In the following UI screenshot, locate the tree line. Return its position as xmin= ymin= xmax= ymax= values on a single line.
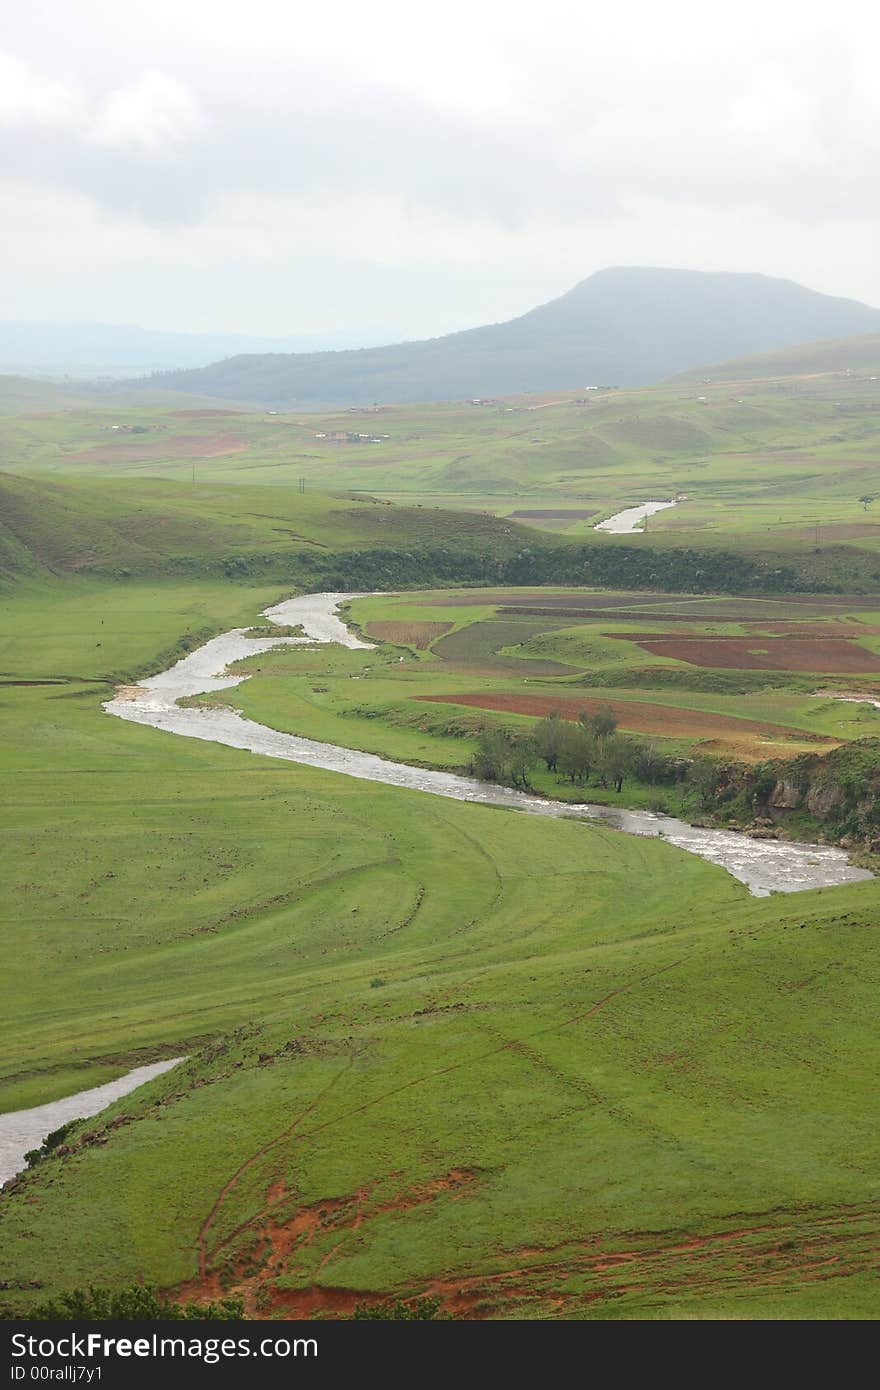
xmin=469 ymin=708 xmax=687 ymax=794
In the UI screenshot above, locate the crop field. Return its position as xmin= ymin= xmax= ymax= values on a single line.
xmin=205 ymin=589 xmax=880 ymax=803
xmin=2 ymin=571 xmax=880 ymax=1320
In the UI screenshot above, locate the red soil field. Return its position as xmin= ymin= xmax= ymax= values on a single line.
xmin=619 ymin=635 xmax=880 ymax=672
xmin=415 ymin=692 xmax=834 ymax=744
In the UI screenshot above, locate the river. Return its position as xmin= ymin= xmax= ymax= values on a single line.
xmin=105 ymin=591 xmax=870 ymax=899
xmin=2 ymin=590 xmax=870 ymax=1187
xmin=0 ymin=1060 xmax=183 ymax=1187
xmin=595 ymin=499 xmax=681 ymax=533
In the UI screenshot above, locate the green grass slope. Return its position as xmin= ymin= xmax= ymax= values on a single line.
xmin=1 ymin=575 xmax=879 ymax=1319
xmin=676 ymin=333 xmax=880 ymax=382
xmin=0 ymin=473 xmax=535 ymax=587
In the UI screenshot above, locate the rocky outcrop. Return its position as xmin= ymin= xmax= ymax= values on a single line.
xmin=805 ymin=782 xmax=845 ymax=817
xmin=770 ymin=779 xmax=804 ymax=809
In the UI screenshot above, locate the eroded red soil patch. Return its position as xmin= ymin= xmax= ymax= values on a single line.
xmin=415 ymin=692 xmax=833 ymax=744
xmin=176 ymin=1168 xmax=482 ymax=1317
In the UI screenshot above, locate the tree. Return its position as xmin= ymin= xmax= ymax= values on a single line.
xmin=532 ymin=713 xmax=566 ymax=771
xmin=471 ymin=729 xmax=510 ymax=781
xmin=687 ymin=756 xmax=723 ymax=809
xmin=597 ymin=733 xmax=632 ymax=793
xmin=558 ymin=724 xmax=595 ymax=783
xmin=633 ymin=739 xmax=672 ymax=785
xmin=859 ymin=494 xmax=878 ymax=512
xmin=581 ymin=704 xmax=617 ymax=739
xmin=471 ymin=728 xmax=535 ymax=787
xmin=508 ymin=737 xmax=535 ymax=788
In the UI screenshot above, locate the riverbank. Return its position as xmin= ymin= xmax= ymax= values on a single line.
xmin=104 ymin=592 xmax=872 ymax=897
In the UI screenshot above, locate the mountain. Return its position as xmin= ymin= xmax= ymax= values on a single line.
xmin=140 ymin=268 xmax=880 ymax=407
xmin=674 ymin=333 xmax=880 ymax=382
xmin=0 ymin=321 xmax=400 ymax=379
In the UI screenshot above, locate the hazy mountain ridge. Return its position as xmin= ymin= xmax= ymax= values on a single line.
xmin=141 ymin=267 xmax=880 ymax=406
xmin=0 ymin=321 xmax=401 ymax=377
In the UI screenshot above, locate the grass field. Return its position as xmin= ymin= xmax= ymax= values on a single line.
xmin=3 ymin=365 xmax=880 ymax=574
xmin=1 ymin=568 xmax=879 ymax=1320
xmin=2 ymin=358 xmax=880 ymax=1320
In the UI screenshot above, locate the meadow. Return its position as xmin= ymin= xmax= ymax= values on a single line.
xmin=4 ymin=363 xmax=880 ymax=577
xmin=1 ymin=566 xmax=879 ymax=1320
xmin=2 ymin=354 xmax=880 ymax=1320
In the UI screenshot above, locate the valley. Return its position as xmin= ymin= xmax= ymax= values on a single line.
xmin=2 ymin=331 xmax=880 ymax=1322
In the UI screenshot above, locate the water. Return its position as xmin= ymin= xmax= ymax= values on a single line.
xmin=105 ymin=592 xmax=871 ymax=899
xmin=0 ymin=1059 xmax=182 ymax=1187
xmin=595 ymin=499 xmax=680 ymax=533
xmin=6 ymin=592 xmax=869 ymax=1184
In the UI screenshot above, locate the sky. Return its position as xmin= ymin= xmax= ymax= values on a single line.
xmin=2 ymin=0 xmax=879 ymax=342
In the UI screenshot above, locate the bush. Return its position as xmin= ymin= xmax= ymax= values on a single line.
xmin=31 ymin=1285 xmax=244 ymax=1321
xmin=351 ymin=1295 xmax=451 ymax=1320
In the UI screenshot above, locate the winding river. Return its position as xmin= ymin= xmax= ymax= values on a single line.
xmin=106 ymin=591 xmax=870 ymax=899
xmin=2 ymin=590 xmax=872 ymax=1186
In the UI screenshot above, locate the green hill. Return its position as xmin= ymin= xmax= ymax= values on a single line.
xmin=0 ymin=473 xmax=536 ymax=587
xmin=142 ymin=268 xmax=880 ymax=407
xmin=675 ymin=333 xmax=880 ymax=383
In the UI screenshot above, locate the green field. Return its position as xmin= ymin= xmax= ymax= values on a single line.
xmin=2 ymin=359 xmax=880 ymax=1320
xmin=1 ymin=563 xmax=879 ymax=1321
xmin=4 ymin=364 xmax=880 ymax=575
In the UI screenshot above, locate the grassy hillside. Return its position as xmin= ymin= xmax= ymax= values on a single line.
xmin=675 ymin=333 xmax=880 ymax=383
xmin=140 ymin=268 xmax=880 ymax=406
xmin=1 ymin=575 xmax=879 ymax=1319
xmin=0 ymin=473 xmax=535 ymax=587
xmin=4 ymin=366 xmax=879 ymax=580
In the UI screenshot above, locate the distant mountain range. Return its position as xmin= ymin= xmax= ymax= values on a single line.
xmin=139 ymin=267 xmax=880 ymax=406
xmin=0 ymin=321 xmax=399 ymax=378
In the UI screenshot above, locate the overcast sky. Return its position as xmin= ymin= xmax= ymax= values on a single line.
xmin=2 ymin=0 xmax=879 ymax=341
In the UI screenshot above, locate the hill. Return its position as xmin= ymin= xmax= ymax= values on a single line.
xmin=675 ymin=333 xmax=880 ymax=383
xmin=143 ymin=268 xmax=880 ymax=406
xmin=0 ymin=472 xmax=538 ymax=587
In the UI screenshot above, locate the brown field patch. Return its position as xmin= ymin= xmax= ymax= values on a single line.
xmin=508 ymin=508 xmax=598 ymax=530
xmin=743 ymin=621 xmax=880 ymax=636
xmin=415 ymin=692 xmax=834 ymax=745
xmin=69 ymin=432 xmax=247 ymax=463
xmin=365 ymin=620 xmax=452 ymax=648
xmin=409 ymin=591 xmax=875 ymax=619
xmin=621 ymin=635 xmax=880 ymax=673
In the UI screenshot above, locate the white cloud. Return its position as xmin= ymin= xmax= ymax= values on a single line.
xmin=0 ymin=50 xmax=82 ymax=129
xmin=1 ymin=1 xmax=879 ymax=334
xmin=87 ymin=71 xmax=205 ymax=154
